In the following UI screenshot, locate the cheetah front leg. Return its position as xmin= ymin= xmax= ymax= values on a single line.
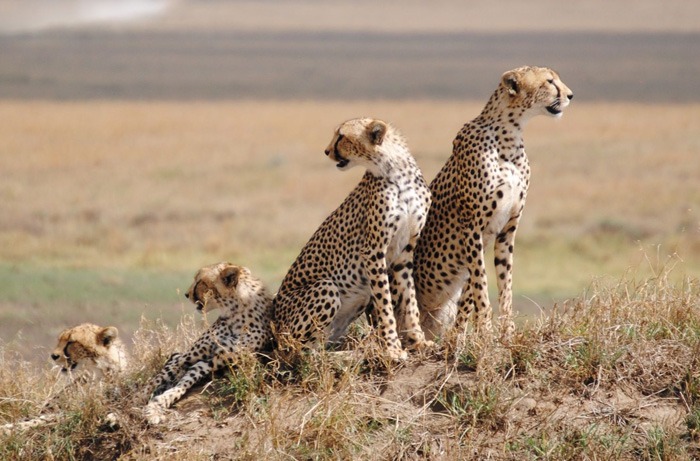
xmin=456 ymin=230 xmax=494 ymax=340
xmin=365 ymin=248 xmax=407 ymax=361
xmin=390 ymin=241 xmax=433 ymax=351
xmin=494 ymin=214 xmax=520 ymax=342
xmin=145 ymin=333 xmax=254 ymax=424
xmin=145 ymin=357 xmax=215 ymax=425
xmin=143 ymin=352 xmax=186 ymax=401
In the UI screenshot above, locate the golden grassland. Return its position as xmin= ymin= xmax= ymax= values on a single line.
xmin=1 ymin=100 xmax=697 ymax=270
xmin=0 ymin=100 xmax=698 ymax=356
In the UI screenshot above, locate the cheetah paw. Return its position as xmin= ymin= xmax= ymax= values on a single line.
xmin=387 ymin=348 xmax=408 ymax=362
xmin=499 ymin=323 xmax=516 ymax=344
xmin=144 ymin=402 xmax=167 ymax=425
xmin=103 ymin=412 xmax=120 ymax=429
xmin=415 ymin=339 xmax=435 ymax=350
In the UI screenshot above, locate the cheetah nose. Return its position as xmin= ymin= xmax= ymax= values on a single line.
xmin=567 ymin=93 xmax=574 ymax=101
xmin=184 ymin=292 xmax=190 ymax=299
xmin=51 ymin=353 xmax=60 ymax=361
xmin=325 ymin=149 xmax=331 ymax=156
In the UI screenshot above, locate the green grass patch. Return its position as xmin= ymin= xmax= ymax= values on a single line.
xmin=0 ymin=262 xmax=191 ymax=305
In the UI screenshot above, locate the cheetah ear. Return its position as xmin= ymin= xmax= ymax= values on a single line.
xmin=221 ymin=266 xmax=240 ymax=288
xmin=97 ymin=326 xmax=118 ymax=347
xmin=367 ymin=120 xmax=387 ymax=146
xmin=502 ymin=71 xmax=519 ymax=96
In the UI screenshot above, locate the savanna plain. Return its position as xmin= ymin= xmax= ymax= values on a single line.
xmin=2 ymin=1 xmax=700 ymax=458
xmin=1 ymin=100 xmax=699 ymax=459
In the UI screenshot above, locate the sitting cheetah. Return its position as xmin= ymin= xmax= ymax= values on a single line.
xmin=2 ymin=323 xmax=127 ymax=434
xmin=413 ymin=66 xmax=573 ymax=341
xmin=145 ymin=262 xmax=273 ymax=424
xmin=273 ymin=118 xmax=432 ymax=361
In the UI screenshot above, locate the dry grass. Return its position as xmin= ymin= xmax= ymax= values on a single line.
xmin=1 ymin=263 xmax=699 ymax=460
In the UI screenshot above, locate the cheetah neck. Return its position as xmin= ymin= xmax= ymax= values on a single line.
xmin=476 ymin=91 xmax=528 ymax=165
xmin=481 ymin=89 xmax=537 ymax=126
xmin=218 ymin=286 xmax=274 ymax=333
xmin=370 ymin=142 xmax=418 ymax=184
xmin=100 ymin=342 xmax=128 ymax=375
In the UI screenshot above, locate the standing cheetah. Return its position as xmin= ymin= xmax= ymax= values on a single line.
xmin=273 ymin=118 xmax=432 ymax=361
xmin=413 ymin=66 xmax=573 ymax=341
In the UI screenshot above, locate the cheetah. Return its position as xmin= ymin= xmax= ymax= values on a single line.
xmin=273 ymin=118 xmax=432 ymax=361
xmin=144 ymin=262 xmax=273 ymax=424
xmin=413 ymin=66 xmax=573 ymax=341
xmin=2 ymin=323 xmax=127 ymax=434
xmin=50 ymin=323 xmax=128 ymax=380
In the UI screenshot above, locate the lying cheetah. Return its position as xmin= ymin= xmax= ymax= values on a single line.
xmin=2 ymin=323 xmax=127 ymax=434
xmin=51 ymin=323 xmax=128 ymax=380
xmin=273 ymin=118 xmax=432 ymax=361
xmin=414 ymin=66 xmax=573 ymax=341
xmin=145 ymin=262 xmax=273 ymax=424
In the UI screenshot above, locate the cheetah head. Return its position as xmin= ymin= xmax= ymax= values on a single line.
xmin=501 ymin=66 xmax=573 ymax=120
xmin=50 ymin=323 xmax=126 ymax=378
xmin=323 ymin=118 xmax=391 ymax=171
xmin=185 ymin=262 xmax=254 ymax=314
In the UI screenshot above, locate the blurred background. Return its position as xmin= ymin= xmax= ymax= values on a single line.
xmin=1 ymin=0 xmax=698 ymax=361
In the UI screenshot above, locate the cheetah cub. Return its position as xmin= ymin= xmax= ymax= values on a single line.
xmin=144 ymin=262 xmax=273 ymax=424
xmin=2 ymin=324 xmax=127 ymax=434
xmin=51 ymin=323 xmax=128 ymax=380
xmin=273 ymin=118 xmax=432 ymax=361
xmin=414 ymin=66 xmax=573 ymax=341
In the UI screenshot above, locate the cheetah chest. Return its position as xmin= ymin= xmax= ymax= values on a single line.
xmin=483 ymin=161 xmax=527 ymax=244
xmin=385 ymin=181 xmax=426 ymax=264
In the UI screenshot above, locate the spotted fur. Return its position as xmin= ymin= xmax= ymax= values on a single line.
xmin=145 ymin=262 xmax=273 ymax=424
xmin=273 ymin=118 xmax=433 ymax=361
xmin=414 ymin=66 xmax=573 ymax=341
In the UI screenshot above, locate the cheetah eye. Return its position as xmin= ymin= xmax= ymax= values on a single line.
xmin=547 ymin=78 xmax=554 ymax=84
xmin=63 ymin=340 xmax=75 ymax=357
